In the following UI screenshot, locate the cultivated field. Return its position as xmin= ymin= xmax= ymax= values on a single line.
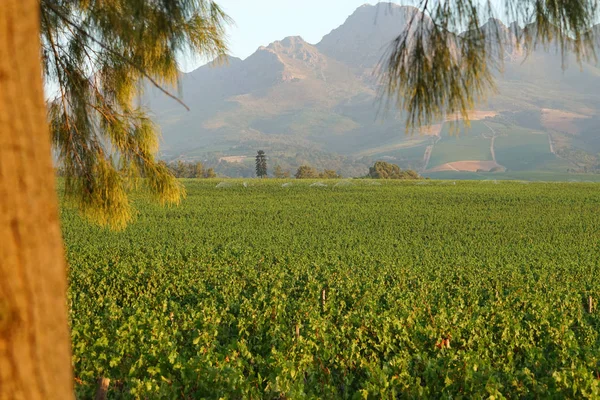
xmin=426 ymin=121 xmax=494 ymax=170
xmin=62 ymin=180 xmax=600 ymax=398
xmin=541 ymin=108 xmax=589 ymax=135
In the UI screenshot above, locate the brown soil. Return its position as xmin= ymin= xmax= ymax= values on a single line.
xmin=428 ymin=160 xmax=506 ymax=173
xmin=219 ymin=156 xmax=247 ymax=163
xmin=541 ymin=108 xmax=588 ymax=135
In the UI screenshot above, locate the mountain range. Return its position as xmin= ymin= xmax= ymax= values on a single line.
xmin=145 ymin=2 xmax=600 ymax=179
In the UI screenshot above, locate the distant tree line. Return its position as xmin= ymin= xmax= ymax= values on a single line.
xmin=273 ymin=165 xmax=291 ymax=178
xmin=191 ymin=146 xmax=389 ymax=178
xmin=160 ymin=161 xmax=216 ymax=178
xmin=57 ymin=159 xmax=421 ymax=180
xmin=294 ymin=166 xmax=343 ymax=179
xmin=58 ymin=160 xmax=217 ymax=179
xmin=139 ymin=145 xmax=426 ymax=179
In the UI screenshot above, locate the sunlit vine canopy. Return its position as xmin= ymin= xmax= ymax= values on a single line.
xmin=382 ymin=0 xmax=599 ymax=131
xmin=41 ymin=0 xmax=230 ymax=229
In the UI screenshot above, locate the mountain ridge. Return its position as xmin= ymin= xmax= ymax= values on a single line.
xmin=146 ymin=3 xmax=600 ymax=178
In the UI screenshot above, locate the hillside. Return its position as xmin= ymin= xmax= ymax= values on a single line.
xmin=146 ymin=3 xmax=600 ymax=178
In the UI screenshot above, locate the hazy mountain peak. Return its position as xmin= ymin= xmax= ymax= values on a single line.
xmin=475 ymin=18 xmax=524 ymax=61
xmin=185 ymin=55 xmax=242 ymax=74
xmin=265 ymin=36 xmax=307 ymax=50
xmin=247 ymin=35 xmax=329 ymax=84
xmin=266 ymin=36 xmax=317 ymax=56
xmin=341 ymin=2 xmax=417 ymax=26
xmin=317 ymin=3 xmax=421 ymax=68
xmin=508 ymin=21 xmax=522 ymax=35
xmin=278 ymin=36 xmax=306 ymax=46
xmin=259 ymin=35 xmax=324 ymax=73
xmin=359 ymin=2 xmax=405 ymax=10
xmin=209 ymin=55 xmax=242 ymax=67
xmin=354 ymin=2 xmax=411 ymax=13
xmin=482 ymin=18 xmax=508 ymax=32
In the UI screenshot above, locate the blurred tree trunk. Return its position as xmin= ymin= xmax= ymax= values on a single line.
xmin=0 ymin=1 xmax=73 ymax=399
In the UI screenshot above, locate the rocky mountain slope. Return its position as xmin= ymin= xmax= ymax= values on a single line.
xmin=146 ymin=3 xmax=600 ymax=178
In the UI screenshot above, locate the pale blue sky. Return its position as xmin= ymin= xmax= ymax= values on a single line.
xmin=181 ymin=0 xmax=506 ymax=72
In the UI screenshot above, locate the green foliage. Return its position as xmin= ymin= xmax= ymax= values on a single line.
xmin=273 ymin=164 xmax=290 ymax=178
xmin=256 ymin=150 xmax=268 ymax=178
xmin=368 ymin=161 xmax=421 ymax=179
xmin=295 ymin=165 xmax=344 ymax=179
xmin=294 ymin=165 xmax=319 ymax=179
xmin=204 ymin=168 xmax=216 ymax=178
xmin=41 ymin=0 xmax=230 ymax=229
xmin=62 ymin=180 xmax=600 ymax=398
xmin=175 ymin=160 xmax=188 ymax=178
xmin=194 ymin=161 xmax=205 ymax=178
xmin=383 ymin=1 xmax=598 ymax=130
xmin=319 ymin=169 xmax=342 ymax=179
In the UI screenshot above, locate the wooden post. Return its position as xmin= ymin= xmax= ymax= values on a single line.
xmin=295 ymin=324 xmax=300 ymax=339
xmin=589 ymin=296 xmax=594 ymax=314
xmin=95 ymin=377 xmax=110 ymax=400
xmin=321 ymin=289 xmax=326 ymax=310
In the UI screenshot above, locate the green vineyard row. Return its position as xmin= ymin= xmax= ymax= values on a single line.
xmin=62 ymin=180 xmax=600 ymax=398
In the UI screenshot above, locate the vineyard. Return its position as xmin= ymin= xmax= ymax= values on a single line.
xmin=61 ymin=180 xmax=600 ymax=398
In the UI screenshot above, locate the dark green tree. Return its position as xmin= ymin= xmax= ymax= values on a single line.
xmin=369 ymin=161 xmax=421 ymax=179
xmin=41 ymin=0 xmax=230 ymax=229
xmin=369 ymin=161 xmax=401 ymax=179
xmin=255 ymin=150 xmax=268 ymax=178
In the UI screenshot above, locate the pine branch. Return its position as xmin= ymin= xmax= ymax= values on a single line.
xmin=43 ymin=11 xmax=93 ymax=183
xmin=41 ymin=0 xmax=191 ymax=111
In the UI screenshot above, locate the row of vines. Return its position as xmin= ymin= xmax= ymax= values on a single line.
xmin=61 ymin=180 xmax=600 ymax=398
